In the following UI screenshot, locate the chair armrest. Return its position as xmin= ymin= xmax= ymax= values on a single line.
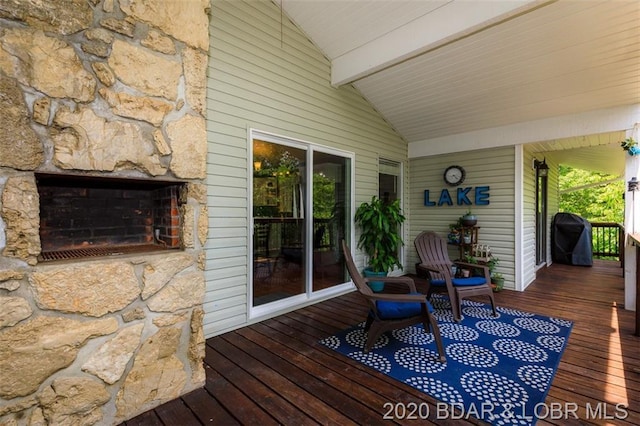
xmin=417 ymin=263 xmax=440 ymax=273
xmin=455 ymin=261 xmax=488 ymax=271
xmin=418 ymin=262 xmax=454 ymax=282
xmin=364 ymin=276 xmax=417 ymax=292
xmin=368 ymin=293 xmax=428 ymax=303
xmin=454 ymin=261 xmax=490 ymax=281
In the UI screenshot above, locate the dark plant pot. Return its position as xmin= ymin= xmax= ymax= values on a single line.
xmin=491 ymin=278 xmax=504 ymax=292
xmin=461 ymin=215 xmax=477 ymax=227
xmin=363 ymin=268 xmax=387 ymax=292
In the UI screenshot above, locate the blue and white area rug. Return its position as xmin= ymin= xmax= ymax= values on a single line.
xmin=320 ymin=295 xmax=573 ymax=426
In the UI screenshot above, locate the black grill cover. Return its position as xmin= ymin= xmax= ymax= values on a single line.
xmin=551 ymin=213 xmax=593 ymax=266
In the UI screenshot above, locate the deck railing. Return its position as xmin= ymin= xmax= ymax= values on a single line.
xmin=591 ymin=222 xmax=624 ymax=263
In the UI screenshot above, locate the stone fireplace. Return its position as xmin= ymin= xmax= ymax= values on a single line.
xmin=0 ymin=0 xmax=210 ymax=424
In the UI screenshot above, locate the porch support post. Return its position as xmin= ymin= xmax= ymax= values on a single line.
xmin=624 ymin=124 xmax=640 ymax=335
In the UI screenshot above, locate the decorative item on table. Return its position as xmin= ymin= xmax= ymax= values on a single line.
xmin=461 ymin=253 xmax=479 ymax=277
xmin=462 ymin=233 xmax=471 ymax=244
xmin=460 ymin=209 xmax=477 ymax=227
xmin=472 ymin=244 xmax=492 ymax=262
xmin=447 ymin=224 xmax=460 ymax=244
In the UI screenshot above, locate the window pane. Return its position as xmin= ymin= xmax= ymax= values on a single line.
xmin=379 ymin=159 xmax=401 ymax=203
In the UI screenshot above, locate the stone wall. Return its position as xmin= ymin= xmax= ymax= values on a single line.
xmin=0 ymin=0 xmax=210 ymax=424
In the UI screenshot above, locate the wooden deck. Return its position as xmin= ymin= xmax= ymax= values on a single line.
xmin=125 ymin=260 xmax=640 ymax=425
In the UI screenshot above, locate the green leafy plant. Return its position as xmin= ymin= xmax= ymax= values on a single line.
xmin=491 ymin=272 xmax=505 ymax=292
xmin=462 ymin=254 xmax=478 ymax=264
xmin=486 ymin=256 xmax=500 ymax=274
xmin=354 ymin=196 xmax=406 ymax=273
xmin=620 ymin=137 xmax=638 ymax=155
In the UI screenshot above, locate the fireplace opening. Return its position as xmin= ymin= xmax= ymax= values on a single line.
xmin=36 ymin=173 xmax=185 ymax=262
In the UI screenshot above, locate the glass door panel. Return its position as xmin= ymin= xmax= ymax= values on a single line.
xmin=252 ymin=140 xmax=306 ymax=306
xmin=312 ymin=152 xmax=350 ymax=291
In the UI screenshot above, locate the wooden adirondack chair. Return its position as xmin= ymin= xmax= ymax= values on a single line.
xmin=414 ymin=231 xmax=496 ymax=322
xmin=341 ymin=240 xmax=446 ymax=362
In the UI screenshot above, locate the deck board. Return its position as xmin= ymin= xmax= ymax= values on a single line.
xmin=181 ymin=387 xmax=239 ymax=425
xmin=125 ymin=260 xmax=640 ymax=425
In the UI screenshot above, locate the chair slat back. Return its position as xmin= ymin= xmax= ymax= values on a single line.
xmin=414 ymin=231 xmax=453 ymax=279
xmin=341 ymin=240 xmax=374 ymax=296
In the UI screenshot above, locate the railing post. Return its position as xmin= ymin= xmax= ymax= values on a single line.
xmin=620 ymin=225 xmax=625 ymax=271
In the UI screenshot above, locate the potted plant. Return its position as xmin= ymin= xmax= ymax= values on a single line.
xmin=621 ymin=137 xmax=639 ymax=156
xmin=447 ymin=224 xmax=460 ymax=244
xmin=461 ymin=253 xmax=478 ymax=277
xmin=460 ymin=209 xmax=477 ymax=227
xmin=354 ymin=196 xmax=406 ymax=291
xmin=491 ymin=272 xmax=505 ymax=292
xmin=486 ymin=255 xmax=500 ymax=275
xmin=486 ymin=254 xmax=503 ymax=291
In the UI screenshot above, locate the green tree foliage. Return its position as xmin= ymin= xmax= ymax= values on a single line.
xmin=559 ymin=165 xmax=624 ymax=223
xmin=559 ymin=165 xmax=624 ymax=260
xmin=313 ymin=173 xmax=335 ymax=219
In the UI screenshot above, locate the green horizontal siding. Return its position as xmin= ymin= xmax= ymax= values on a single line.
xmin=205 ymin=0 xmax=407 ymax=337
xmin=409 ymin=146 xmax=516 ymax=289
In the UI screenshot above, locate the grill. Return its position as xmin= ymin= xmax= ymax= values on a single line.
xmin=39 ymin=244 xmax=168 ymax=262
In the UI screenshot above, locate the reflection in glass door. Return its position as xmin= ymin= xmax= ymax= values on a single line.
xmin=253 ymin=140 xmax=306 ymax=306
xmin=252 ymin=137 xmax=351 ymax=308
xmin=312 ymin=151 xmax=350 ymax=291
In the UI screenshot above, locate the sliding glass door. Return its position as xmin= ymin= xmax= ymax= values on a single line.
xmin=252 ymin=140 xmax=306 ymax=306
xmin=251 ymin=135 xmax=351 ymax=309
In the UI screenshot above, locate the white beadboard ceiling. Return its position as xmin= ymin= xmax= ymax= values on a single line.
xmin=280 ymin=0 xmax=640 ymax=174
xmin=528 ymin=132 xmax=627 ymax=175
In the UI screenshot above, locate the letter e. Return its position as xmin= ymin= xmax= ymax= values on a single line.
xmin=475 ymin=186 xmax=490 ymax=205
